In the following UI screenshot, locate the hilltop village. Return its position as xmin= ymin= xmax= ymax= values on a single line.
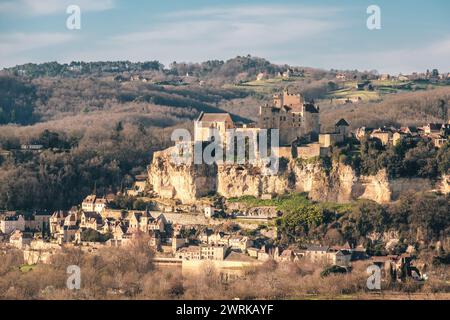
xmin=1 ymin=89 xmax=448 ymax=284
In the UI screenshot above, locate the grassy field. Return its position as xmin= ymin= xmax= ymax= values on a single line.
xmin=228 ymin=193 xmax=354 ymax=215
xmin=327 ymin=88 xmax=381 ymax=102
xmin=19 ymin=264 xmax=36 ymax=272
xmin=224 ymin=76 xmax=305 ymax=94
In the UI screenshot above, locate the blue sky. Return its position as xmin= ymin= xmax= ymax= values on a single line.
xmin=0 ymin=0 xmax=449 ymax=73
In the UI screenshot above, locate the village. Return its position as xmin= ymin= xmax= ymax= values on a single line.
xmin=1 ymin=89 xmax=445 ymax=285
xmin=0 ymin=193 xmax=425 ymax=283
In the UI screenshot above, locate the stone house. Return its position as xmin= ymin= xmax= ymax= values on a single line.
xmin=318 ymin=118 xmax=349 ymax=148
xmin=107 ymin=228 xmax=133 ymax=247
xmin=176 ymin=244 xmax=229 ymax=261
xmin=64 ymin=212 xmax=78 ymax=227
xmin=58 ymin=225 xmax=79 ymax=244
xmin=319 ymin=133 xmax=344 ymax=148
xmin=176 ymin=245 xmax=201 ymax=260
xmin=171 ymin=236 xmax=186 ymax=253
xmin=433 ymin=135 xmax=448 ymax=148
xmin=9 ymin=230 xmax=33 ymax=249
xmin=305 ymin=245 xmax=352 ymax=267
xmin=148 ymin=214 xmax=166 ymax=233
xmin=0 ymin=214 xmax=25 ymax=234
xmin=277 ymin=249 xmax=295 ymax=262
xmin=81 ymin=195 xmax=96 ymax=211
xmin=256 ymin=245 xmax=278 ymax=261
xmin=25 ymin=212 xmax=51 ymax=232
xmin=81 ymin=195 xmax=109 ymax=214
xmin=355 ymin=126 xmax=374 ymax=141
xmin=112 ymin=222 xmax=128 ymax=240
xmin=101 ymin=218 xmax=115 ymax=234
xmin=126 ymin=180 xmax=147 ymax=197
xmin=228 ymin=236 xmax=253 ymax=252
xmin=305 ymin=245 xmax=331 ymax=264
xmin=200 ymin=232 xmax=251 ymax=252
xmin=49 ymin=211 xmax=69 ymax=235
xmin=204 ymin=206 xmax=216 ymax=218
xmin=256 ymin=72 xmax=268 ymax=81
xmin=194 ymin=112 xmax=234 ymax=145
xmin=423 ymin=123 xmax=443 ymax=135
xmin=128 ymin=211 xmax=167 ymax=233
xmin=247 ymin=247 xmax=259 ymax=258
xmin=370 ymin=128 xmax=394 ymax=146
xmin=128 ymin=212 xmax=142 ymax=231
xmin=80 ymin=211 xmax=103 ymax=230
xmin=50 ymin=211 xmax=65 ymax=235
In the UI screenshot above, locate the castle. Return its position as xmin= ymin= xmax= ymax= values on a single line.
xmin=194 ymin=89 xmax=320 ymax=147
xmin=259 ymin=89 xmax=320 ymax=145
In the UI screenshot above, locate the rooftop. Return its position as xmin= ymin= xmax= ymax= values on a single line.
xmin=197 ymin=112 xmax=232 ymax=123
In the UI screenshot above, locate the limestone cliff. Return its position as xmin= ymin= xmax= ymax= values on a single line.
xmin=147 ymin=147 xmax=448 ymax=204
xmin=147 ymin=147 xmax=218 ymax=203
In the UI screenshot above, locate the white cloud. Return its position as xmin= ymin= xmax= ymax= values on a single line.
xmin=165 ymin=5 xmax=342 ymax=19
xmin=0 ymin=32 xmax=75 ymax=68
xmin=80 ymin=4 xmax=342 ymax=65
xmin=0 ymin=0 xmax=115 ymax=15
xmin=312 ymin=37 xmax=450 ymax=74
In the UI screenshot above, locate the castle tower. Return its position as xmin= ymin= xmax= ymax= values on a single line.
xmin=259 ymin=90 xmax=320 ymax=146
xmin=335 ymin=118 xmax=350 ymax=137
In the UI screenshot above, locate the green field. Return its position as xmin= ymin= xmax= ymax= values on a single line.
xmin=19 ymin=264 xmax=36 ymax=272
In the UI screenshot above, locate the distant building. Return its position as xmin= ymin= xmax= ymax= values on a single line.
xmin=9 ymin=230 xmax=33 ymax=249
xmin=81 ymin=195 xmax=109 ymax=214
xmin=370 ymin=128 xmax=394 ymax=146
xmin=256 ymin=72 xmax=268 ymax=81
xmin=58 ymin=225 xmax=79 ymax=244
xmin=0 ymin=215 xmax=25 ymax=234
xmin=259 ymin=89 xmax=320 ymax=145
xmin=176 ymin=244 xmax=229 ymax=261
xmin=194 ymin=113 xmax=234 ymax=144
xmin=423 ymin=123 xmax=443 ymax=135
xmin=193 ymin=89 xmax=321 ymax=148
xmin=318 ymin=119 xmax=349 ymax=148
xmin=80 ymin=211 xmax=103 ymax=230
xmin=204 ymin=206 xmax=216 ymax=218
xmin=172 ymin=236 xmax=186 ymax=253
xmin=305 ymin=245 xmax=352 ymax=267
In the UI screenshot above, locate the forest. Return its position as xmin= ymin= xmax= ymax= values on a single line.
xmin=330 ymin=136 xmax=450 ymax=179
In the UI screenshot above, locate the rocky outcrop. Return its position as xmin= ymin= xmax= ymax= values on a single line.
xmin=147 ymin=147 xmax=447 ymax=204
xmin=440 ymin=175 xmax=450 ymax=194
xmin=147 ymin=147 xmax=218 ymax=203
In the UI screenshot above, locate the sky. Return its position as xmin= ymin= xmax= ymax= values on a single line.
xmin=0 ymin=0 xmax=449 ymax=73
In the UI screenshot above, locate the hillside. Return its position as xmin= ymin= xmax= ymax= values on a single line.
xmin=0 ymin=56 xmax=449 ymax=210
